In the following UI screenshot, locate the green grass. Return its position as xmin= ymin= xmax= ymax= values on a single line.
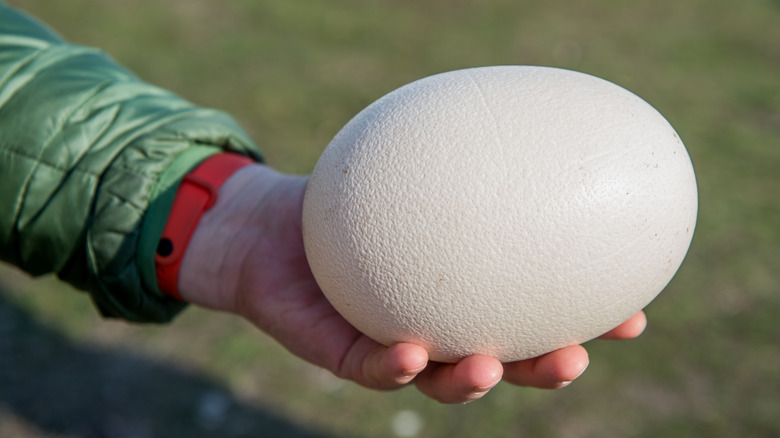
xmin=2 ymin=0 xmax=779 ymax=437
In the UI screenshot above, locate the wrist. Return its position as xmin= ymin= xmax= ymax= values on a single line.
xmin=176 ymin=164 xmax=308 ymax=313
xmin=155 ymin=153 xmax=254 ymax=300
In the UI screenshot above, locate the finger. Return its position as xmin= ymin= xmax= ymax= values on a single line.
xmin=414 ymin=355 xmax=503 ymax=404
xmin=503 ymin=345 xmax=589 ymax=389
xmin=599 ymin=311 xmax=647 ymax=340
xmin=380 ymin=342 xmax=430 ymax=385
xmin=337 ymin=337 xmax=429 ymax=390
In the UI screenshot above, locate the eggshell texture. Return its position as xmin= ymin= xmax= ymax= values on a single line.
xmin=302 ymin=66 xmax=697 ymax=363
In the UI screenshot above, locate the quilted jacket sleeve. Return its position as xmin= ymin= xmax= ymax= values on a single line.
xmin=0 ymin=3 xmax=263 ymax=322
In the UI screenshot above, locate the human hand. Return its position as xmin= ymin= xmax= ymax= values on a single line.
xmin=179 ymin=164 xmax=647 ymax=404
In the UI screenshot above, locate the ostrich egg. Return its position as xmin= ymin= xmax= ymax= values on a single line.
xmin=302 ymin=66 xmax=697 ymax=363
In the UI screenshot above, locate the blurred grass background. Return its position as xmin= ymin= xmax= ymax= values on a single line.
xmin=1 ymin=0 xmax=778 ymax=437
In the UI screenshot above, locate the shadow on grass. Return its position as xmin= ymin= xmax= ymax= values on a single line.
xmin=0 ymin=290 xmax=332 ymax=438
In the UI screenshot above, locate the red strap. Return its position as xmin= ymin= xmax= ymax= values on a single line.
xmin=155 ymin=153 xmax=254 ymax=300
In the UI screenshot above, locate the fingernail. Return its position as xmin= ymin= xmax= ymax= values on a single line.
xmin=551 ymin=360 xmax=588 ymax=389
xmin=460 ymin=379 xmax=501 ymax=404
xmin=574 ymin=361 xmax=590 ymax=380
xmin=462 ymin=392 xmax=489 ymax=404
xmin=472 ymin=377 xmax=502 ymax=394
xmin=462 ymin=387 xmax=494 ymax=404
xmin=555 ymin=363 xmax=588 ymax=389
xmin=463 ymin=379 xmax=501 ymax=405
xmin=401 ymin=365 xmax=426 ymax=378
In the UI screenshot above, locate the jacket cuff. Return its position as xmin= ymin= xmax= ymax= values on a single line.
xmin=136 ymin=145 xmax=222 ymax=298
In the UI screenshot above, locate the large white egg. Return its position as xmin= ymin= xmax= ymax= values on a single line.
xmin=302 ymin=66 xmax=697 ymax=363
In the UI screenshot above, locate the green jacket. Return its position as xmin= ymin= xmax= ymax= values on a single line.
xmin=0 ymin=4 xmax=263 ymax=322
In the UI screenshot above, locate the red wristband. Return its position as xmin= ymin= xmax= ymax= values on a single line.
xmin=155 ymin=153 xmax=254 ymax=300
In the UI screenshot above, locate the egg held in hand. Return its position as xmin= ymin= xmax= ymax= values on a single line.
xmin=302 ymin=66 xmax=698 ymax=363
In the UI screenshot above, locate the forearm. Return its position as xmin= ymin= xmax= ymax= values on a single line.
xmin=0 ymin=3 xmax=262 ymax=322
